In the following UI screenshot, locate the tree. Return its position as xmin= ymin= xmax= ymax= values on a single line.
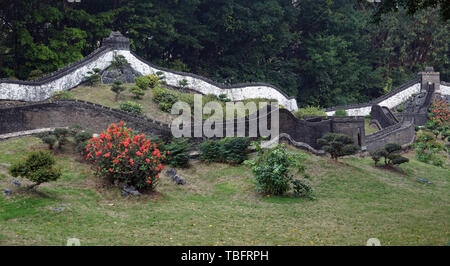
xmin=317 ymin=133 xmax=359 ymax=161
xmin=370 ymin=143 xmax=409 ymax=166
xmin=8 ymin=151 xmax=61 ymax=190
xmin=111 ymin=80 xmax=125 ymax=101
xmin=366 ymin=0 xmax=449 ymax=22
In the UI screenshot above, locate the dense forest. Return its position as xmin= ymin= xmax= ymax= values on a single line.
xmin=0 ymin=0 xmax=448 ymax=108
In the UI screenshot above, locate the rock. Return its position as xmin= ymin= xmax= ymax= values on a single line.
xmin=2 ymin=188 xmax=13 ymax=198
xmin=416 ymin=178 xmax=432 ymax=184
xmin=165 ymin=168 xmax=177 ymax=177
xmin=172 ymin=175 xmax=187 ymax=185
xmin=52 ymin=207 xmax=65 ymax=212
xmin=12 ymin=178 xmax=21 ymax=187
xmin=102 ymin=64 xmax=141 ymax=84
xmin=121 ymin=185 xmax=141 ymax=197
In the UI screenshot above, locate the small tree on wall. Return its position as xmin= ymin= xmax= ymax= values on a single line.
xmin=111 ymin=80 xmax=126 ymax=101
xmin=317 ymin=133 xmax=359 ymax=161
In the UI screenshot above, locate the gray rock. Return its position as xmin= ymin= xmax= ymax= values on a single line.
xmin=12 ymin=178 xmax=21 ymax=187
xmin=2 ymin=188 xmax=13 ymax=198
xmin=52 ymin=207 xmax=65 ymax=212
xmin=416 ymin=178 xmax=432 ymax=184
xmin=102 ymin=65 xmax=141 ymax=84
xmin=172 ymin=175 xmax=187 ymax=185
xmin=121 ymin=185 xmax=141 ymax=197
xmin=166 ymin=168 xmax=177 ymax=177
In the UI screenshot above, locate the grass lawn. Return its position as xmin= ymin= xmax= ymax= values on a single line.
xmin=365 ymin=117 xmax=379 ymax=135
xmin=0 ymin=136 xmax=448 ymax=246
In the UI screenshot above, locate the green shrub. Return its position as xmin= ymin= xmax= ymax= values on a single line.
xmin=317 ymin=133 xmax=359 ymax=161
xmin=8 ymin=151 xmax=61 ymax=189
xmin=218 ymin=94 xmax=231 ymax=102
xmin=413 ymin=132 xmax=443 ymax=165
xmin=84 ymin=68 xmax=102 ymax=86
xmin=28 ymin=69 xmax=44 ymax=80
xmin=292 ymin=179 xmax=315 ymax=200
xmin=111 ymin=54 xmax=128 ymax=70
xmin=68 ymin=124 xmax=84 ymax=137
xmin=135 ymin=76 xmax=151 ymax=90
xmin=178 ymin=78 xmax=189 ymax=88
xmin=370 ymin=143 xmax=408 ymax=166
xmin=75 ymin=131 xmax=93 ymax=154
xmin=199 ymin=140 xmax=223 ymax=163
xmin=294 ymin=106 xmax=327 ymax=119
xmin=41 ymin=135 xmax=57 ymax=150
xmin=120 ymin=101 xmax=143 ymax=116
xmin=334 ymin=109 xmax=348 ymax=116
xmin=220 ymin=137 xmax=251 ymax=164
xmin=111 ymin=80 xmax=126 ymax=101
xmin=163 ymin=138 xmax=191 ymax=168
xmin=146 ymin=74 xmax=161 ymax=89
xmin=129 ymin=85 xmax=145 ymax=99
xmin=245 ymin=144 xmax=310 ymax=197
xmin=153 ymin=87 xmax=179 ymax=112
xmin=51 ymin=91 xmax=74 ymax=100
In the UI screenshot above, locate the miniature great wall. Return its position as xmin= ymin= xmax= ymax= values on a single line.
xmin=1 ymin=32 xmax=449 ymax=153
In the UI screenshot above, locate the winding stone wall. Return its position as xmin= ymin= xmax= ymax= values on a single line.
xmin=365 ymin=121 xmax=415 ymax=151
xmin=325 ymin=79 xmax=421 ymax=116
xmin=0 ymin=32 xmax=298 ymax=111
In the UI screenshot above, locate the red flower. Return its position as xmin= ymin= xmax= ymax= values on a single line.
xmin=146 ymin=158 xmax=150 ymax=163
xmin=120 ymin=121 xmax=124 ymax=126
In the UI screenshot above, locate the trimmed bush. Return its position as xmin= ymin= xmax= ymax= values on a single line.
xmin=334 ymin=109 xmax=348 ymax=116
xmin=199 ymin=140 xmax=222 ymax=163
xmin=370 ymin=143 xmax=408 ymax=166
xmin=135 ymin=76 xmax=151 ymax=90
xmin=220 ymin=137 xmax=251 ymax=164
xmin=146 ymin=74 xmax=161 ymax=89
xmin=51 ymin=91 xmax=74 ymax=100
xmin=245 ymin=144 xmax=310 ymax=197
xmin=317 ymin=133 xmax=359 ymax=161
xmin=153 ymin=87 xmax=179 ymax=112
xmin=129 ymin=85 xmax=145 ymax=99
xmin=163 ymin=138 xmax=191 ymax=168
xmin=9 ymin=151 xmax=61 ymax=189
xmin=111 ymin=80 xmax=126 ymax=101
xmin=41 ymin=135 xmax=57 ymax=150
xmin=120 ymin=101 xmax=143 ymax=116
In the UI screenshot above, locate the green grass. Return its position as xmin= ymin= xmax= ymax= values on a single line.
xmin=365 ymin=117 xmax=379 ymax=135
xmin=0 ymin=137 xmax=448 ymax=246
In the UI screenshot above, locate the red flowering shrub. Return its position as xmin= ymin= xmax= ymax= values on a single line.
xmin=428 ymin=97 xmax=450 ymax=127
xmin=85 ymin=121 xmax=167 ymax=191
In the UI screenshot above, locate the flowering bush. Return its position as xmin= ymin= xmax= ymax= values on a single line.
xmin=428 ymin=97 xmax=450 ymax=128
xmin=84 ymin=121 xmax=167 ymax=191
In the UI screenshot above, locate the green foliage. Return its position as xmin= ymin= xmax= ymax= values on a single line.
xmin=84 ymin=68 xmax=102 ymax=86
xmin=120 ymin=101 xmax=143 ymax=116
xmin=219 ymin=137 xmax=251 ymax=165
xmin=8 ymin=151 xmax=61 ymax=188
xmin=111 ymin=54 xmax=128 ymax=70
xmin=199 ymin=137 xmax=251 ymax=165
xmin=135 ymin=76 xmax=151 ymax=90
xmin=218 ymin=94 xmax=231 ymax=102
xmin=27 ymin=69 xmax=44 ymax=80
xmin=245 ymin=144 xmax=310 ymax=197
xmin=146 ymin=74 xmax=161 ymax=89
xmin=178 ymin=79 xmax=189 ymax=88
xmin=334 ymin=110 xmax=348 ymax=116
xmin=152 ymin=87 xmax=179 ymax=112
xmin=74 ymin=130 xmax=92 ymax=154
xmin=37 ymin=128 xmax=69 ymax=150
xmin=294 ymin=106 xmax=327 ymax=119
xmin=41 ymin=135 xmax=57 ymax=150
xmin=199 ymin=140 xmax=223 ymax=163
xmin=128 ymin=86 xmax=145 ymax=99
xmin=110 ymin=80 xmax=126 ymax=101
xmin=163 ymin=138 xmax=191 ymax=168
xmin=292 ymin=179 xmax=315 ymax=200
xmin=413 ymin=131 xmax=444 ymax=166
xmin=317 ymin=133 xmax=359 ymax=161
xmin=51 ymin=91 xmax=74 ymax=100
xmin=370 ymin=143 xmax=409 ymax=166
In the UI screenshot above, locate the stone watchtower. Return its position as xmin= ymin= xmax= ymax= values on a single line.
xmin=102 ymin=31 xmax=130 ymax=50
xmin=418 ymin=66 xmax=440 ymax=95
